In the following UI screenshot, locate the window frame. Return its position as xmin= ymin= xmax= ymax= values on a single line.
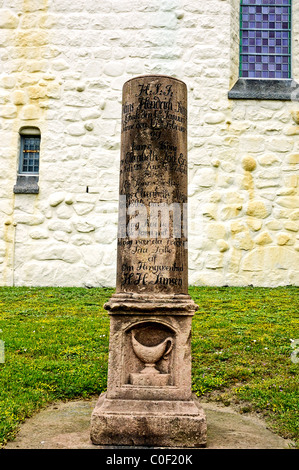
xmin=19 ymin=134 xmax=41 ymax=175
xmin=13 ymin=127 xmax=40 ymax=194
xmin=239 ymin=0 xmax=292 ymax=80
xmin=229 ymin=0 xmax=299 ymax=100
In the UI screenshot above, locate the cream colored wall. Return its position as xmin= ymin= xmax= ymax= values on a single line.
xmin=0 ymin=0 xmax=298 ymax=287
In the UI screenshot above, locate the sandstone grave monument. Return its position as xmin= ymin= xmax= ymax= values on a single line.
xmin=90 ymin=75 xmax=207 ymax=447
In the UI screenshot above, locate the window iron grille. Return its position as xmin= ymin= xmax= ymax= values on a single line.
xmin=20 ymin=136 xmax=40 ymax=174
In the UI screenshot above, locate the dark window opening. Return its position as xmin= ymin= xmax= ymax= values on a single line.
xmin=14 ymin=128 xmax=40 ymax=194
xmin=20 ymin=135 xmax=40 ymax=174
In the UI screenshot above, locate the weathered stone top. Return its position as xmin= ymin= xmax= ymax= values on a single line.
xmin=123 ymin=74 xmax=187 ymax=87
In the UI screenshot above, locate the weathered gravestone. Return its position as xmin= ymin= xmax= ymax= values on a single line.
xmin=90 ymin=75 xmax=207 ymax=447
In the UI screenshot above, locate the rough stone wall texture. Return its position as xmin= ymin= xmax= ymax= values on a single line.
xmin=0 ymin=0 xmax=298 ymax=287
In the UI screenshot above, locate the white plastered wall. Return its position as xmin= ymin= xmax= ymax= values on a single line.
xmin=0 ymin=0 xmax=298 ymax=287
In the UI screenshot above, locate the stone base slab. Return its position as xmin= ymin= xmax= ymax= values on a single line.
xmin=90 ymin=393 xmax=207 ymax=447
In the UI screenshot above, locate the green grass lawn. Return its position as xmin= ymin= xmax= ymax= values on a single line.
xmin=0 ymin=286 xmax=298 ymax=448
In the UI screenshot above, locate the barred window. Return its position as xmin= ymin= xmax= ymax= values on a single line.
xmin=20 ymin=135 xmax=40 ymax=174
xmin=239 ymin=0 xmax=292 ymax=79
xmin=14 ymin=127 xmax=40 ymax=194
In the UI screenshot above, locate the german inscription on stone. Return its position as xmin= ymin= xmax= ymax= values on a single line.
xmin=117 ymin=75 xmax=188 ymax=295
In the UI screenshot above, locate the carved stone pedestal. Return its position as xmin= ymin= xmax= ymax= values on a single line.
xmin=90 ymin=294 xmax=207 ymax=447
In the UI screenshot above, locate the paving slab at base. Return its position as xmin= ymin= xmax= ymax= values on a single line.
xmin=2 ymin=397 xmax=294 ymax=450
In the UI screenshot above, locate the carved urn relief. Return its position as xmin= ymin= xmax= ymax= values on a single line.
xmin=126 ymin=322 xmax=175 ymax=387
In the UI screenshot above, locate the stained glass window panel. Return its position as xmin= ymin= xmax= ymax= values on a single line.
xmin=240 ymin=0 xmax=291 ymax=79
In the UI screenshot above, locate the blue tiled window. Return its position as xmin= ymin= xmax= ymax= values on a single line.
xmin=240 ymin=0 xmax=292 ymax=79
